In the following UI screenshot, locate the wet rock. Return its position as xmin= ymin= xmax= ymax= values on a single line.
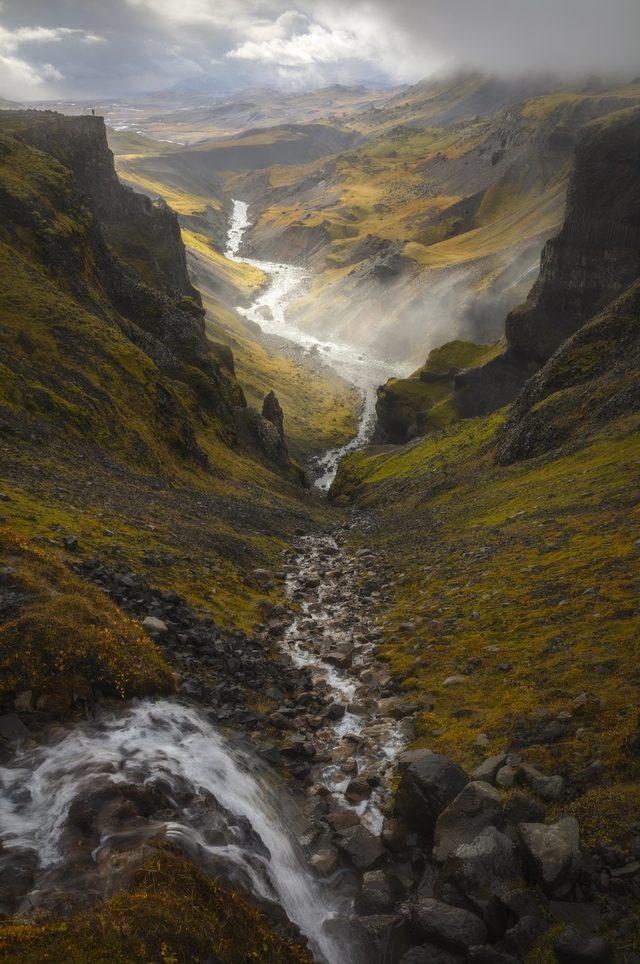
xmin=326 ymin=809 xmax=361 ymax=832
xmin=0 ymin=713 xmax=32 ymax=743
xmin=0 ymin=847 xmax=39 ymax=913
xmin=336 ymin=824 xmax=385 ymax=871
xmin=346 ymin=778 xmax=372 ymax=804
xmin=309 ymin=849 xmax=340 ymax=877
xmin=325 ymin=702 xmax=346 ymax=721
xmin=408 ymin=897 xmax=488 ymax=952
xmin=382 ymin=816 xmax=411 ymax=854
xmin=395 ymin=751 xmax=468 ymax=835
xmin=141 ymin=615 xmax=169 ymax=634
xmin=356 ymin=869 xmax=397 ymax=915
xmin=554 ymin=926 xmax=613 ymax=963
xmin=519 ymin=817 xmax=581 ymax=896
xmin=433 ymin=781 xmax=502 ymax=862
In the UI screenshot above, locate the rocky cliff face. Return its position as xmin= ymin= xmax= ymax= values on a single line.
xmin=453 ymin=107 xmax=640 ymax=418
xmin=506 ymin=107 xmax=640 ymax=364
xmin=2 ymin=110 xmax=198 ymax=302
xmin=0 ymin=110 xmax=298 ymax=477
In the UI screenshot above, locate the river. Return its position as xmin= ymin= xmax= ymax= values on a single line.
xmin=225 ymin=198 xmax=399 ymax=488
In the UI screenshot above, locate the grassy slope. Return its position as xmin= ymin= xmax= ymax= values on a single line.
xmin=332 ymin=296 xmax=640 ymax=869
xmin=376 ymin=339 xmax=504 ymax=437
xmin=0 ymin=527 xmax=174 ymax=712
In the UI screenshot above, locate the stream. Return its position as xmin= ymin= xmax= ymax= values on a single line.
xmin=0 ymin=201 xmax=409 ymax=964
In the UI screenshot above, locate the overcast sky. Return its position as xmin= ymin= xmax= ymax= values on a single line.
xmin=0 ymin=0 xmax=638 ymax=101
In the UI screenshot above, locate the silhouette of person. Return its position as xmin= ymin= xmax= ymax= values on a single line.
xmin=91 ymin=108 xmax=95 ymax=116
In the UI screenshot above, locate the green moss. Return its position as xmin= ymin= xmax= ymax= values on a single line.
xmin=332 ymin=406 xmax=640 ymax=785
xmin=0 ymin=528 xmax=174 ymax=713
xmin=0 ymin=850 xmax=312 ymax=963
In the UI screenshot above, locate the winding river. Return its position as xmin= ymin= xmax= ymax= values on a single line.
xmin=225 ymin=199 xmax=398 ymax=488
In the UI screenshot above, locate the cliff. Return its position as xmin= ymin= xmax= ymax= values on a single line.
xmin=1 ymin=110 xmax=198 ymax=302
xmin=452 ymin=107 xmax=640 ymax=418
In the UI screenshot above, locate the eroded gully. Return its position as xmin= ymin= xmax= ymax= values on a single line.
xmin=0 ymin=199 xmax=411 ymax=964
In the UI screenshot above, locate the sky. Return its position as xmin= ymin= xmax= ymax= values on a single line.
xmin=0 ymin=0 xmax=638 ymax=101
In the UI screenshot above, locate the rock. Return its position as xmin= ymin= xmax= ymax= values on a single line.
xmin=519 ymin=817 xmax=581 ymax=896
xmin=443 ymin=675 xmax=466 ymax=687
xmin=400 ymin=947 xmax=463 ymax=963
xmin=381 ymin=816 xmax=410 ymax=854
xmin=325 ymin=702 xmax=346 ymax=721
xmin=326 ymin=809 xmax=361 ymax=831
xmin=262 ymin=390 xmax=286 ymax=447
xmin=395 ymin=751 xmax=468 ymax=834
xmin=336 ymin=825 xmax=385 ymax=871
xmin=518 ymin=763 xmax=565 ymax=801
xmin=554 ymin=926 xmax=613 ymax=963
xmin=473 ymin=753 xmax=507 ymax=784
xmin=0 ymin=713 xmax=32 ymax=743
xmin=440 ymin=827 xmax=521 ymax=936
xmin=309 ymin=849 xmax=339 ymax=876
xmin=502 ymin=792 xmax=546 ymax=828
xmin=13 ymin=690 xmax=33 ymax=712
xmin=409 ymin=898 xmax=488 ymax=952
xmin=346 ymin=778 xmax=372 ymax=803
xmin=141 ymin=615 xmax=169 ymax=634
xmin=356 ymin=870 xmax=397 ymax=915
xmin=63 ymin=534 xmax=79 ymax=552
xmin=495 ymin=765 xmax=517 ymax=789
xmin=433 ymin=781 xmax=502 ymax=862
xmin=468 ymin=948 xmax=519 ymax=964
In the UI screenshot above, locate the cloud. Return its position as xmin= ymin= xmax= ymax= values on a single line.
xmin=0 ymin=0 xmax=638 ymax=100
xmin=228 ymin=23 xmax=361 ymax=66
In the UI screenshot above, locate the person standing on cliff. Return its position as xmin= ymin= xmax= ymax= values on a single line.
xmin=91 ymin=108 xmax=95 ymax=116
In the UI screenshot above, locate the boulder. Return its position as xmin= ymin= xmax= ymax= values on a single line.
xmin=518 ymin=763 xmax=565 ymax=802
xmin=554 ymin=926 xmax=613 ymax=963
xmin=0 ymin=713 xmax=32 ymax=743
xmin=440 ymin=827 xmax=522 ymax=937
xmin=408 ymin=897 xmax=487 ymax=952
xmin=336 ymin=825 xmax=385 ymax=871
xmin=395 ymin=751 xmax=468 ymax=834
xmin=473 ymin=753 xmax=507 ymax=784
xmin=356 ymin=870 xmax=397 ymax=915
xmin=518 ymin=817 xmax=581 ymax=896
xmin=433 ymin=781 xmax=502 ymax=862
xmin=141 ymin=615 xmax=169 ymax=634
xmin=467 ymin=948 xmax=519 ymax=964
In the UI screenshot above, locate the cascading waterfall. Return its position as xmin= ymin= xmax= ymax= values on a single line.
xmin=225 ymin=198 xmax=400 ymax=488
xmin=0 ymin=700 xmax=348 ymax=963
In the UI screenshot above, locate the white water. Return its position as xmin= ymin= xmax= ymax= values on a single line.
xmin=0 ymin=700 xmax=347 ymax=963
xmin=225 ymin=199 xmax=400 ymax=488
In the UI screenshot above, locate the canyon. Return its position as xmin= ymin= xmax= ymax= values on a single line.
xmin=0 ymin=74 xmax=639 ymax=964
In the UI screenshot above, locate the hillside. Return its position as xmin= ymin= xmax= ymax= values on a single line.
xmin=330 ymin=109 xmax=640 ymax=959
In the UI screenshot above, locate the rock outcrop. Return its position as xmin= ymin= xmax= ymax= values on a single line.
xmin=3 ymin=111 xmax=198 ymax=301
xmin=454 ymin=107 xmax=640 ymax=418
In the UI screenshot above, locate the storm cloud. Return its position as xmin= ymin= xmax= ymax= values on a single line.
xmin=0 ymin=0 xmax=637 ymax=100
